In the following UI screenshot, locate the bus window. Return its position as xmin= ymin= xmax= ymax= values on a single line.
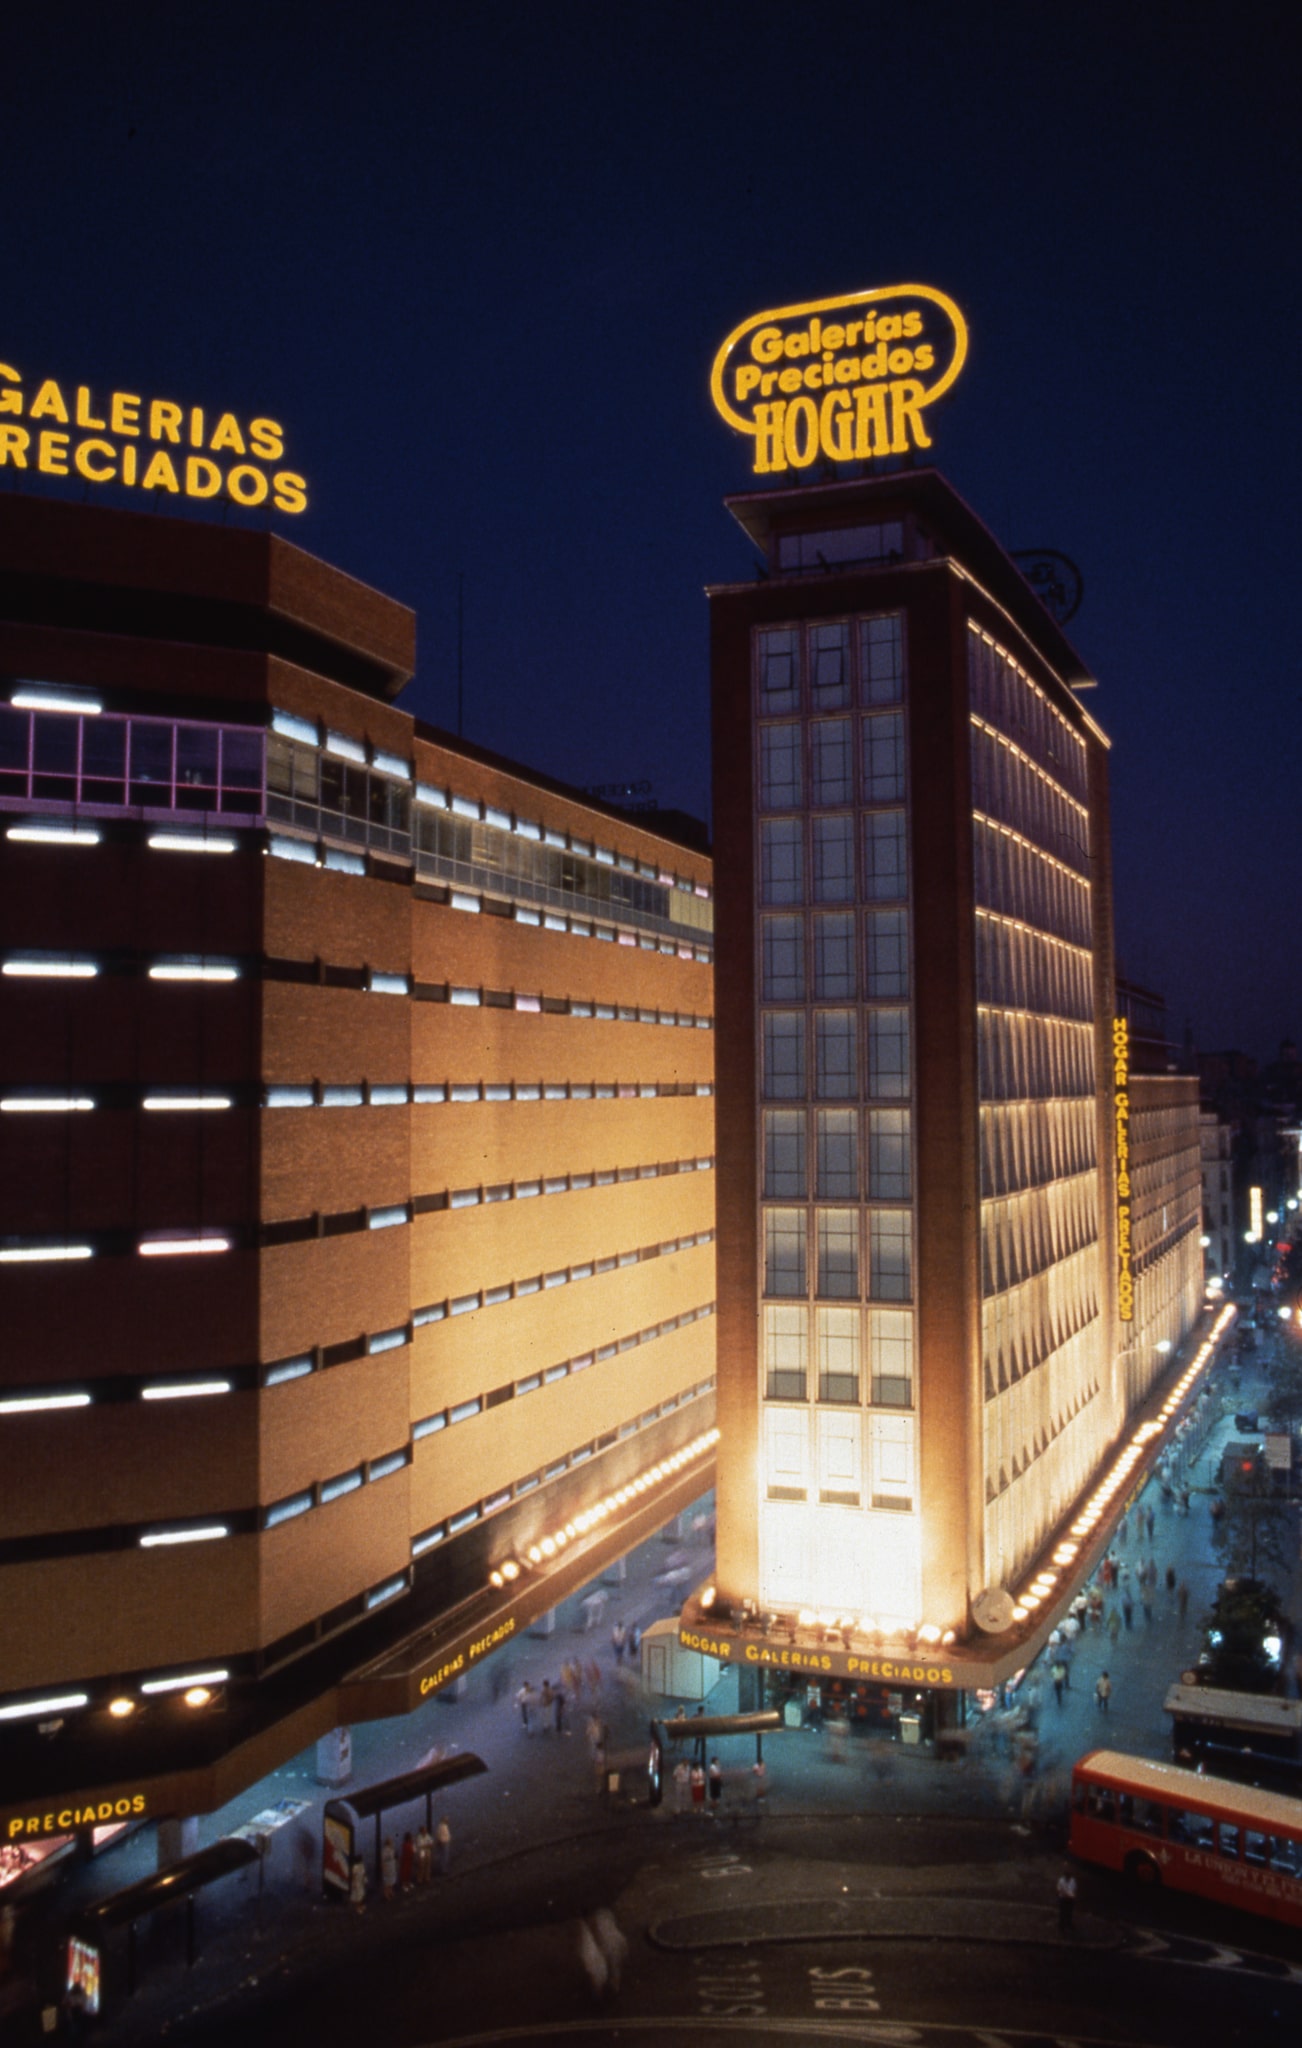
xmin=1130 ymin=1798 xmax=1164 ymax=1837
xmin=1270 ymin=1836 xmax=1299 ymax=1875
xmin=1170 ymin=1807 xmax=1213 ymax=1849
xmin=1087 ymin=1786 xmax=1116 ymax=1823
xmin=1217 ymin=1823 xmax=1240 ymax=1859
xmin=1245 ymin=1829 xmax=1269 ymax=1865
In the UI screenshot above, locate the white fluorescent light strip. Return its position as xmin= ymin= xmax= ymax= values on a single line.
xmin=139 ymin=1524 xmax=229 ymax=1547
xmin=140 ymin=1668 xmax=229 ymax=1696
xmin=138 ymin=1237 xmax=232 ymax=1257
xmin=3 ymin=957 xmax=98 ymax=978
xmin=0 ymin=1391 xmax=92 ymax=1414
xmin=142 ymin=1096 xmax=232 ymax=1112
xmin=0 ymin=1243 xmax=94 ymax=1264
xmin=148 ymin=833 xmax=238 ymax=854
xmin=140 ymin=1381 xmax=233 ymax=1401
xmin=1 ymin=1097 xmax=95 ymax=1113
xmin=0 ymin=1692 xmax=90 ymax=1722
xmin=149 ymin=963 xmax=239 ymax=982
xmin=7 ymin=823 xmax=102 ymax=846
xmin=11 ymin=686 xmax=102 ymax=715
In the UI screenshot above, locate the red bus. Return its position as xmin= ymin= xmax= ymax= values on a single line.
xmin=1070 ymin=1749 xmax=1302 ymax=1928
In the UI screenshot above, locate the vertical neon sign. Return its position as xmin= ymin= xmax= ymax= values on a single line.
xmin=1114 ymin=1016 xmax=1133 ymax=1322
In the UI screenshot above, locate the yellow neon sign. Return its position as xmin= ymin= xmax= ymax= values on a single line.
xmin=0 ymin=364 xmax=307 ymax=514
xmin=1114 ymin=1016 xmax=1133 ymax=1323
xmin=709 ymin=285 xmax=967 ymax=476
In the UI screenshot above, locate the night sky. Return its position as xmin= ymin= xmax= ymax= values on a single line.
xmin=5 ymin=2 xmax=1297 ymax=1056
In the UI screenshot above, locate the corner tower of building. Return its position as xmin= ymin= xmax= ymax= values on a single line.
xmin=708 ymin=469 xmax=1119 ymax=1678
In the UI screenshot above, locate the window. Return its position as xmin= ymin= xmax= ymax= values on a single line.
xmin=869 ymin=1210 xmax=912 ymax=1300
xmin=761 ymin=819 xmax=804 ymax=904
xmin=868 ymin=1009 xmax=909 ymax=1099
xmin=764 ymin=1110 xmax=807 ymax=1198
xmin=758 ymin=627 xmax=800 ymax=713
xmin=764 ymin=1209 xmax=806 ymax=1297
xmin=812 ymin=814 xmax=855 ymax=902
xmin=817 ymin=1306 xmax=860 ymax=1401
xmin=759 ymin=723 xmax=802 ymax=809
xmin=862 ymin=712 xmax=905 ymax=801
xmin=815 ymin=1011 xmax=857 ymax=1099
xmin=762 ymin=915 xmax=805 ymax=999
xmin=869 ymin=1308 xmax=913 ymax=1405
xmin=811 ymin=719 xmax=853 ymax=805
xmin=863 ymin=811 xmax=907 ymax=899
xmin=817 ymin=1211 xmax=859 ymax=1298
xmin=809 ymin=623 xmax=851 ymax=708
xmin=765 ymin=1406 xmax=808 ymax=1499
xmin=865 ymin=909 xmax=909 ymax=998
xmin=860 ymin=614 xmax=905 ymax=704
xmin=812 ymin=913 xmax=856 ymax=998
xmin=870 ymin=1412 xmax=913 ymax=1509
xmin=762 ymin=1012 xmax=806 ymax=1098
xmin=816 ymin=1109 xmax=858 ymax=1198
xmin=867 ymin=1107 xmax=912 ymax=1198
xmin=764 ymin=1303 xmax=808 ymax=1400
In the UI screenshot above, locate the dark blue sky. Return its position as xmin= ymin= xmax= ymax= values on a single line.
xmin=5 ymin=1 xmax=1297 ymax=1054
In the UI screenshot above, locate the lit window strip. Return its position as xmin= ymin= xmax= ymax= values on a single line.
xmin=412 ymin=1302 xmax=716 ymax=1441
xmin=969 ymin=714 xmax=1090 ymax=820
xmin=408 ymin=1233 xmax=715 ymax=1334
xmin=269 ymin=708 xmax=712 ymax=900
xmin=420 ymin=1398 xmax=719 ymax=1568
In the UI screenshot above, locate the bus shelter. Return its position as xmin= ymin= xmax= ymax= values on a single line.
xmin=322 ymin=1751 xmax=486 ymax=1897
xmin=69 ymin=1836 xmax=261 ymax=1999
xmin=647 ymin=1709 xmax=783 ymax=1805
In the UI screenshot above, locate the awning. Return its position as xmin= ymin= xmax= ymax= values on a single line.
xmin=327 ymin=1750 xmax=487 ymax=1823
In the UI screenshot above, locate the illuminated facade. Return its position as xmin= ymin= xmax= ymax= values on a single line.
xmin=707 ymin=469 xmax=1124 ymax=1707
xmin=0 ymin=495 xmax=715 ymax=1835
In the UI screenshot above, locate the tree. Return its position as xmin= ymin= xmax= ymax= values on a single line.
xmin=1266 ymin=1346 xmax=1302 ymax=1433
xmin=1212 ymin=1448 xmax=1292 ymax=1582
xmin=1199 ymin=1578 xmax=1285 ymax=1694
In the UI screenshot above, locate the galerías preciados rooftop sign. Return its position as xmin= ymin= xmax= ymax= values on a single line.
xmin=710 ymin=285 xmax=967 ymax=475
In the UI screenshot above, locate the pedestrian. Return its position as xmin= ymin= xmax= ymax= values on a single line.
xmin=1177 ymin=1580 xmax=1189 ymax=1621
xmin=611 ymin=1621 xmax=627 ymax=1664
xmin=1121 ymin=1596 xmax=1133 ymax=1631
xmin=693 ymin=1703 xmax=707 ymax=1764
xmin=399 ymin=1830 xmax=415 ymax=1892
xmin=1165 ymin=1565 xmax=1177 ymax=1596
xmin=1179 ymin=1488 xmax=1190 ymax=1517
xmin=592 ymin=1907 xmax=628 ymax=1992
xmin=629 ymin=1622 xmax=641 ymax=1658
xmin=1062 ymin=1613 xmax=1080 ymax=1643
xmin=1059 ymin=1640 xmax=1073 ymax=1688
xmin=1057 ymin=1869 xmax=1077 ymax=1934
xmin=1118 ymin=1515 xmax=1128 ymax=1547
xmin=1095 ymin=1671 xmax=1112 ymax=1713
xmin=1106 ymin=1606 xmax=1121 ymax=1647
xmin=708 ymin=1756 xmax=723 ymax=1811
xmin=577 ymin=1917 xmax=608 ymax=2000
xmin=554 ymin=1681 xmax=568 ymax=1734
xmin=1141 ymin=1592 xmax=1154 ymax=1627
xmin=690 ymin=1761 xmax=706 ymax=1812
xmin=674 ymin=1758 xmax=691 ymax=1812
xmin=1051 ymin=1658 xmax=1067 ymax=1707
xmin=415 ymin=1823 xmax=433 ymax=1884
xmin=1145 ymin=1506 xmax=1155 ymax=1542
xmin=516 ymin=1680 xmax=533 ymax=1733
xmin=586 ymin=1659 xmax=602 ymax=1697
xmin=436 ymin=1815 xmax=452 ymax=1874
xmin=381 ymin=1835 xmax=398 ymax=1900
xmin=349 ymin=1855 xmax=367 ymax=1914
xmin=539 ymin=1678 xmax=554 ymax=1729
xmin=752 ymin=1757 xmax=768 ymax=1809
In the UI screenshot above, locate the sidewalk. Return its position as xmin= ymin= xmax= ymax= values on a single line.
xmin=7 ymin=1335 xmax=1295 ymax=2037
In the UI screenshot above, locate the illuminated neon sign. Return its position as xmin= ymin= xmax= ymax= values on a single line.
xmin=1114 ymin=1016 xmax=1133 ymax=1323
xmin=710 ymin=285 xmax=967 ymax=476
xmin=0 ymin=363 xmax=307 ymax=514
